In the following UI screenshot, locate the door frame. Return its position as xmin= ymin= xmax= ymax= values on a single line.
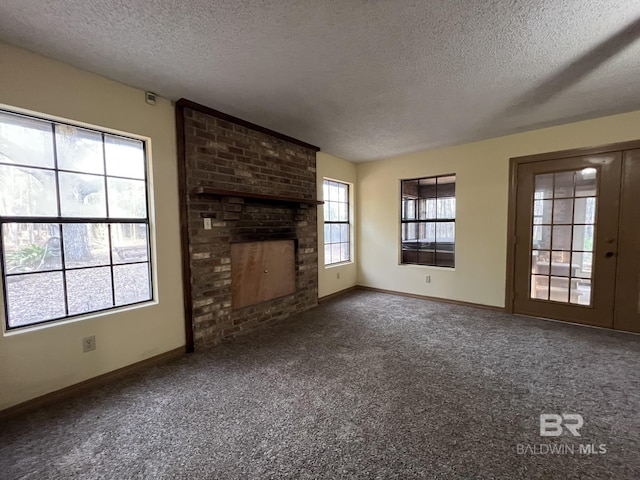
xmin=505 ymin=139 xmax=640 ymax=314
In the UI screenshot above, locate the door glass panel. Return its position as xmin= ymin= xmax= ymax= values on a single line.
xmin=533 ymin=225 xmax=551 ymax=249
xmin=531 ymin=275 xmax=549 ymax=300
xmin=575 ymin=197 xmax=596 ymax=223
xmin=550 ymin=251 xmax=572 ymax=276
xmin=575 ymin=168 xmax=597 ymax=197
xmin=535 ymin=174 xmax=554 ymax=199
xmin=530 ymin=169 xmax=597 ymax=306
xmin=550 ymin=277 xmax=570 ymax=302
xmin=572 ymin=225 xmax=594 ymax=251
xmin=571 ymin=279 xmax=591 ymax=306
xmin=552 ymin=225 xmax=572 ymax=250
xmin=553 ymin=199 xmax=574 ymax=224
xmin=573 ymin=252 xmax=593 ymax=278
xmin=554 ymin=171 xmax=575 ymax=198
xmin=532 ymin=250 xmax=550 ymax=275
xmin=533 ymin=199 xmax=553 ymax=224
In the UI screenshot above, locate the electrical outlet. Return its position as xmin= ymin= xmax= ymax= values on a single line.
xmin=425 ymin=275 xmax=431 ymax=283
xmin=82 ymin=336 xmax=96 ymax=353
xmin=203 ymin=218 xmax=212 ymax=230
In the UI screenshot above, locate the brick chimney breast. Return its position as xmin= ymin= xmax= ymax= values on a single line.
xmin=181 ymin=105 xmax=319 ymax=346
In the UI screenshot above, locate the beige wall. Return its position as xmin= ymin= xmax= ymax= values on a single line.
xmin=3 ymin=40 xmax=640 ymax=410
xmin=0 ymin=43 xmax=185 ymax=410
xmin=317 ymin=152 xmax=358 ymax=297
xmin=357 ymin=110 xmax=640 ymax=307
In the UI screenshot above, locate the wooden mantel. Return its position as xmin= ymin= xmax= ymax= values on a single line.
xmin=194 ymin=187 xmax=323 ymax=206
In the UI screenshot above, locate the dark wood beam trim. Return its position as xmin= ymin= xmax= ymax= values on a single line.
xmin=505 ymin=155 xmax=519 ymax=314
xmin=175 ymin=98 xmax=320 ymax=152
xmin=194 ymin=187 xmax=323 ymax=206
xmin=511 ymin=139 xmax=640 ymax=164
xmin=176 ymin=103 xmax=195 ymax=352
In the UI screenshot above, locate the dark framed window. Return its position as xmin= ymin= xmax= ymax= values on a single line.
xmin=323 ymin=179 xmax=350 ymax=265
xmin=401 ymin=174 xmax=456 ymax=267
xmin=0 ymin=109 xmax=153 ymax=330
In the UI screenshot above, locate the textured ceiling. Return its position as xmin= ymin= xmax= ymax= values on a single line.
xmin=0 ymin=1 xmax=639 ymax=162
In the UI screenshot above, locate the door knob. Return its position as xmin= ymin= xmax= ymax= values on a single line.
xmin=605 ymin=251 xmax=615 ymax=258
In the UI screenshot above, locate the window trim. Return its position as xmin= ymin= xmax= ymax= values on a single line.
xmin=323 ymin=178 xmax=352 ymax=266
xmin=400 ymin=174 xmax=456 ymax=268
xmin=0 ymin=108 xmax=154 ymax=331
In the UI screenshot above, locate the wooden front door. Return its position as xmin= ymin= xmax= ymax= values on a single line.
xmin=510 ymin=144 xmax=640 ymax=333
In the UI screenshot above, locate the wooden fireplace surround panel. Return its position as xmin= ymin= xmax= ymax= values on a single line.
xmin=230 ymin=240 xmax=296 ymax=309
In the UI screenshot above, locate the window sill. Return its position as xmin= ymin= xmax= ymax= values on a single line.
xmin=3 ymin=299 xmax=158 ymax=336
xmin=397 ymin=263 xmax=456 ymax=271
xmin=324 ymin=261 xmax=354 ymax=269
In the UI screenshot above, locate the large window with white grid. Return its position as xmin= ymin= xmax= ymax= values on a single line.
xmin=0 ymin=109 xmax=153 ymax=330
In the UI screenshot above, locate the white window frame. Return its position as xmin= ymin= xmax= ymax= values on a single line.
xmin=323 ymin=179 xmax=352 ymax=266
xmin=0 ymin=108 xmax=154 ymax=331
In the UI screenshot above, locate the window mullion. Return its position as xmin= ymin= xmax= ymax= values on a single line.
xmin=102 ymin=133 xmax=116 ymax=307
xmin=108 ymin=224 xmax=116 ymax=307
xmin=50 ymin=125 xmax=70 ymax=316
xmin=102 ymin=133 xmax=110 ymax=218
xmin=51 ymin=123 xmax=62 ymax=218
xmin=57 ymin=222 xmax=69 ymax=316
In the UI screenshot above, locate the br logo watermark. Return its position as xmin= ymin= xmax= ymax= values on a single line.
xmin=540 ymin=413 xmax=583 ymax=437
xmin=515 ymin=413 xmax=607 ymax=455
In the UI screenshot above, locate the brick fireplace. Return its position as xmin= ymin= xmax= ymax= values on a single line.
xmin=176 ymin=99 xmax=321 ymax=349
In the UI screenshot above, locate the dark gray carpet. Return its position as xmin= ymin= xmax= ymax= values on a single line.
xmin=1 ymin=290 xmax=639 ymax=479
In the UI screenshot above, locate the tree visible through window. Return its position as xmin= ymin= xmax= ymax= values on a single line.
xmin=323 ymin=179 xmax=350 ymax=265
xmin=0 ymin=110 xmax=153 ymax=329
xmin=401 ymin=174 xmax=456 ymax=267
